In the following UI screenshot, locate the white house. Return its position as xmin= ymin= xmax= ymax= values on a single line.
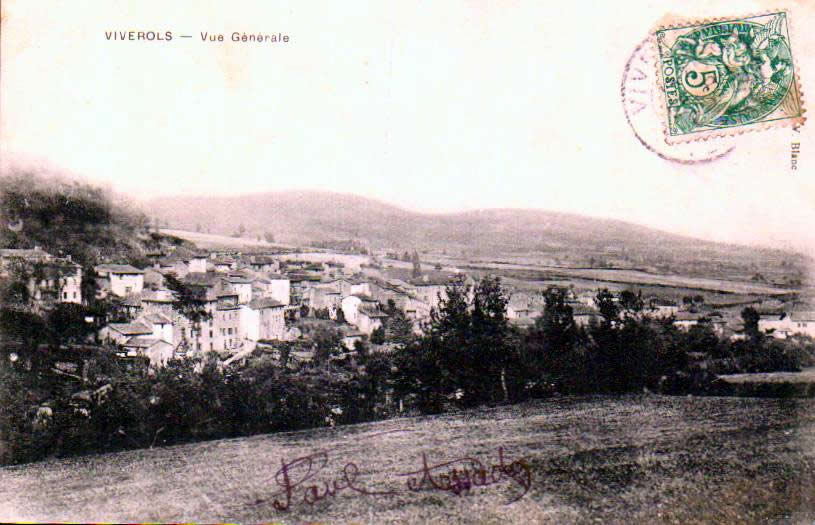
xmin=99 ymin=321 xmax=153 ymax=345
xmin=760 ymin=311 xmax=815 ymax=339
xmin=648 ymin=298 xmax=679 ymax=318
xmin=672 ymin=311 xmax=703 ymax=330
xmin=267 ymin=273 xmax=291 ymax=306
xmin=241 ymin=297 xmax=286 ymax=342
xmin=340 ymin=295 xmax=387 ymax=335
xmin=309 ymin=285 xmax=342 ymax=318
xmin=572 ymin=305 xmax=601 ymax=327
xmin=57 ymin=264 xmax=83 ymax=304
xmin=138 ymin=313 xmax=174 ymax=343
xmin=789 ymin=311 xmax=815 ymax=337
xmin=758 ymin=312 xmax=794 ymax=339
xmin=96 ymin=264 xmax=145 ymax=297
xmin=226 ymin=274 xmax=254 ymax=304
xmin=341 ymin=295 xmax=375 ymax=325
xmin=188 ymin=255 xmax=208 ymax=274
xmin=121 ymin=336 xmax=175 ymax=368
xmin=507 ymin=294 xmax=532 ymax=319
xmin=1 ymin=248 xmax=82 ymax=305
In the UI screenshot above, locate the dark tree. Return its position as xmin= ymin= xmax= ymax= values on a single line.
xmin=619 ymin=290 xmax=644 ymax=316
xmin=384 ymin=300 xmax=414 ymax=346
xmin=370 ymin=326 xmax=386 ymax=345
xmin=45 ymin=303 xmax=96 ymax=347
xmin=595 ymin=289 xmax=620 ymax=327
xmin=741 ymin=307 xmax=761 ymax=337
xmin=164 ymin=275 xmax=211 ymax=325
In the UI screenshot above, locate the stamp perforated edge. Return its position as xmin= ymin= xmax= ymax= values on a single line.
xmin=651 ymin=9 xmax=806 ymax=145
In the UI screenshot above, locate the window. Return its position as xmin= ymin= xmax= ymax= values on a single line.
xmin=63 ymin=292 xmax=68 ymax=299
xmin=228 ymin=327 xmax=233 ymax=335
xmin=209 ymin=330 xmax=213 ymax=338
xmin=73 ymin=292 xmax=77 ymax=299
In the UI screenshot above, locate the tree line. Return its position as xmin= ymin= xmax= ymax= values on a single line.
xmin=2 ymin=277 xmax=813 ymax=465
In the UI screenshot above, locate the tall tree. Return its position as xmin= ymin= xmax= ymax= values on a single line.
xmin=741 ymin=307 xmax=761 ymax=337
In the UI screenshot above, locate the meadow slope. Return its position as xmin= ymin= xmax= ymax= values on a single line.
xmin=1 ymin=396 xmax=813 ymax=524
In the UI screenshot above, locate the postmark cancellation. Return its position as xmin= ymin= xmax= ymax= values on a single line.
xmin=655 ymin=11 xmax=805 ymax=143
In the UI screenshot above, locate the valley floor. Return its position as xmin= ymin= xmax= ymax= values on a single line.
xmin=1 ymin=395 xmax=813 ymax=524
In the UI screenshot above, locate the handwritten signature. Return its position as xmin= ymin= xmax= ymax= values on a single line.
xmin=270 ymin=446 xmax=531 ymax=511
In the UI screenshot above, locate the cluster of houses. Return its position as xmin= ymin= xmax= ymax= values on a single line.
xmin=503 ymin=288 xmax=815 ymax=341
xmin=0 ymin=247 xmax=83 ymax=307
xmin=87 ymin=250 xmax=479 ymax=367
xmin=3 ymin=246 xmax=814 ymax=368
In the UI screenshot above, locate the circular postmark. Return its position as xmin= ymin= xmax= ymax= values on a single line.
xmin=621 ymin=37 xmax=735 ymax=164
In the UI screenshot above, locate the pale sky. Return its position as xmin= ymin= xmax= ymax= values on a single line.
xmin=1 ymin=0 xmax=813 ymax=255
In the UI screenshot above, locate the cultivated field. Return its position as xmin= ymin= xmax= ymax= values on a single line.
xmin=160 ymin=229 xmax=297 ymax=251
xmin=464 ymin=262 xmax=796 ymax=296
xmin=1 ymin=396 xmax=813 ymax=524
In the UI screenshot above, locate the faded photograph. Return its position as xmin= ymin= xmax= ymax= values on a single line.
xmin=1 ymin=1 xmax=813 ymax=523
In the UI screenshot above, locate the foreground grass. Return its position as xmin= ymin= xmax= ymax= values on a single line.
xmin=1 ymin=395 xmax=813 ymax=524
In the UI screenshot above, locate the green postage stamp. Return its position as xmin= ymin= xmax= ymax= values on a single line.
xmin=656 ymin=12 xmax=804 ymax=142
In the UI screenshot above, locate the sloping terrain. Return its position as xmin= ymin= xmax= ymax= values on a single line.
xmin=143 ymin=192 xmax=758 ymax=254
xmin=146 ymin=191 xmax=811 ymax=286
xmin=1 ymin=396 xmax=813 ymax=524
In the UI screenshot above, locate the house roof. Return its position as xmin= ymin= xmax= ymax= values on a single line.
xmin=157 ymin=256 xmax=185 ymax=266
xmin=183 ymin=272 xmax=224 ymax=286
xmin=359 ymin=306 xmax=388 ymax=318
xmin=674 ymin=312 xmax=704 ymax=322
xmin=650 ymin=299 xmax=678 ymax=307
xmin=213 ymin=257 xmax=235 ymax=265
xmin=96 ymin=263 xmax=144 ymax=274
xmin=183 ymin=274 xmax=237 ymax=301
xmin=572 ymin=305 xmax=600 ymax=316
xmin=225 ymin=275 xmax=253 ymax=284
xmin=790 ymin=311 xmax=815 ymax=322
xmin=508 ymin=294 xmax=530 ymax=310
xmin=250 ymin=256 xmax=276 ymax=265
xmin=0 ymin=247 xmax=51 ymax=260
xmin=123 ymin=336 xmax=172 ymax=349
xmin=120 ymin=294 xmax=142 ymax=307
xmin=107 ymin=322 xmax=151 ymax=335
xmin=408 ymin=272 xmax=468 ymax=287
xmin=248 ymin=297 xmax=285 ymax=310
xmin=141 ymin=313 xmax=172 ymax=324
xmin=140 ymin=289 xmax=176 ymax=303
xmin=287 ymin=272 xmax=322 ymax=282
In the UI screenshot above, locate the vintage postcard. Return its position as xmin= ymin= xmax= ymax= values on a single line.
xmin=1 ymin=1 xmax=813 ymax=524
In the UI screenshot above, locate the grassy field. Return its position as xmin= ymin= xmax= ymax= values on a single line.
xmin=1 ymin=396 xmax=813 ymax=524
xmin=464 ymin=262 xmax=795 ymax=296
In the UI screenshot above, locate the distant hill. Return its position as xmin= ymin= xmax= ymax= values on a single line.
xmin=145 ymin=191 xmax=777 ymax=255
xmin=147 ymin=191 xmax=685 ymax=249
